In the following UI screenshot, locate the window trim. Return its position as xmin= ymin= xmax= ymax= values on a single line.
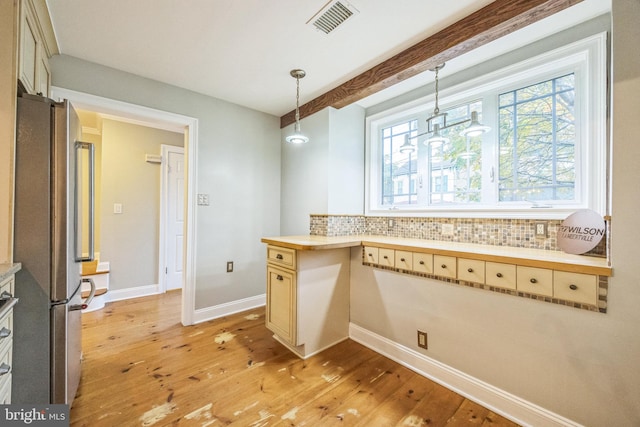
xmin=365 ymin=32 xmax=607 ymax=219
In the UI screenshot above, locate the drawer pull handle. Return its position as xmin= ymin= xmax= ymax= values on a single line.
xmin=0 ymin=327 xmax=10 ymax=339
xmin=530 ymin=278 xmax=537 ymax=284
xmin=383 ymin=255 xmax=388 ymax=259
xmin=368 ymin=253 xmax=373 ymax=257
xmin=276 ymin=254 xmax=283 ymax=260
xmin=441 ymin=264 xmax=447 ymax=269
xmin=569 ymin=284 xmax=578 ymax=290
xmin=419 ymin=261 xmax=425 ymax=265
xmin=0 ymin=363 xmax=10 ymax=376
xmin=400 ymin=258 xmax=405 ymax=262
xmin=276 ymin=275 xmax=283 ymax=281
xmin=496 ymin=273 xmax=503 ymax=278
xmin=467 ymin=268 xmax=473 ymax=273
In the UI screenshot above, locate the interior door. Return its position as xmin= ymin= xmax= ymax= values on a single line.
xmin=164 ymin=146 xmax=184 ymax=290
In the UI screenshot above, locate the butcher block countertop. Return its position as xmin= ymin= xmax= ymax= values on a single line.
xmin=261 ymin=235 xmax=612 ymax=276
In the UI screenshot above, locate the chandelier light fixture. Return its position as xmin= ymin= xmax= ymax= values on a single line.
xmin=422 ymin=63 xmax=490 ymax=144
xmin=285 ymin=69 xmax=309 ymax=144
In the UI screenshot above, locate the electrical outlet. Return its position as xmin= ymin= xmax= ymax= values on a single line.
xmin=197 ymin=194 xmax=210 ymax=206
xmin=535 ymin=222 xmax=547 ymax=237
xmin=442 ymin=223 xmax=454 ymax=236
xmin=417 ymin=330 xmax=428 ymax=349
xmin=388 ymin=218 xmax=394 ymax=228
xmin=226 ymin=261 xmax=233 ymax=272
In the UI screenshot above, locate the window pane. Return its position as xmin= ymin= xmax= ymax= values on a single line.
xmin=498 ymin=74 xmax=576 ymax=202
xmin=381 ymin=120 xmax=418 ymax=206
xmin=429 ymin=101 xmax=483 ymax=205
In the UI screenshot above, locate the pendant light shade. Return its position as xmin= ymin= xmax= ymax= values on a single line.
xmin=285 ymin=69 xmax=309 ymax=144
xmin=399 ymin=134 xmax=415 ymax=153
xmin=460 ymin=111 xmax=491 ymax=137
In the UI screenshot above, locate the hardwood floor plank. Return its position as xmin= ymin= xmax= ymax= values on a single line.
xmin=71 ymin=292 xmax=521 ymax=427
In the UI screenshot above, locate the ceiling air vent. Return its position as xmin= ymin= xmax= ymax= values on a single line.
xmin=307 ymin=0 xmax=359 ymax=35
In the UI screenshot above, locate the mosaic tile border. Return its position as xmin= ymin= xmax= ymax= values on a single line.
xmin=310 ymin=214 xmax=606 ymax=257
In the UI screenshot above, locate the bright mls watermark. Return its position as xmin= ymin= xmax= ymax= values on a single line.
xmin=1 ymin=405 xmax=69 ymax=426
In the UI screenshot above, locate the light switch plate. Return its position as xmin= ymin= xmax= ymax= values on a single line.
xmin=535 ymin=222 xmax=547 ymax=237
xmin=113 ymin=203 xmax=122 ymax=214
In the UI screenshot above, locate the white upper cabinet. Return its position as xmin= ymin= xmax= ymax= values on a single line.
xmin=18 ymin=0 xmax=52 ymax=97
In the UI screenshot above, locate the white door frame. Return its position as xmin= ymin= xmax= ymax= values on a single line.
xmin=159 ymin=144 xmax=185 ymax=293
xmin=51 ymin=87 xmax=199 ymax=326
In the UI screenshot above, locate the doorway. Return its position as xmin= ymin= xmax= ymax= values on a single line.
xmin=52 ymin=86 xmax=198 ymax=326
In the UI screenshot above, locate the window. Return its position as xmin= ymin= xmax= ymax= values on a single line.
xmin=366 ymin=33 xmax=607 ymax=218
xmin=498 ymin=74 xmax=576 ymax=203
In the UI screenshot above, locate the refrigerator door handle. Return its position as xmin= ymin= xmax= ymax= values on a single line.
xmin=70 ymin=278 xmax=96 ymax=311
xmin=74 ymin=141 xmax=95 ymax=262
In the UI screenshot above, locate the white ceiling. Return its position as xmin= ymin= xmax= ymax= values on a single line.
xmin=46 ymin=0 xmax=609 ymax=118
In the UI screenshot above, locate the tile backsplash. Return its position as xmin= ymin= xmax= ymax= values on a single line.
xmin=310 ymin=214 xmax=606 ymax=256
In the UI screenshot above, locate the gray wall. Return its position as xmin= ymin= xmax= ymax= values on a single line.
xmin=99 ymin=119 xmax=183 ymax=290
xmin=51 ymin=55 xmax=281 ymax=308
xmin=280 ymin=104 xmax=365 ymax=235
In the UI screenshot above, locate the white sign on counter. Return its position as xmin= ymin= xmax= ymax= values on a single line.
xmin=557 ymin=209 xmax=605 ymax=254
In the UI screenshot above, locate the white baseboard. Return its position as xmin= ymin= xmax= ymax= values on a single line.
xmin=107 ymin=284 xmax=161 ymax=302
xmin=193 ymin=294 xmax=266 ymax=324
xmin=349 ymin=323 xmax=581 ymax=427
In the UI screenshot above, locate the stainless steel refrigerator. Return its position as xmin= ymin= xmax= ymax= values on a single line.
xmin=13 ymin=93 xmax=95 ymax=405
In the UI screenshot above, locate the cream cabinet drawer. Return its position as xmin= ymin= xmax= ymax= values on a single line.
xmin=395 ymin=250 xmax=413 ymax=271
xmin=267 ymin=245 xmax=296 ymax=270
xmin=0 ymin=337 xmax=12 ymax=390
xmin=413 ymin=252 xmax=433 ymax=274
xmin=378 ymin=248 xmax=395 ymax=268
xmin=0 ymin=312 xmax=12 ymax=356
xmin=0 ymin=370 xmax=10 ymax=404
xmin=0 ymin=276 xmax=14 ymax=296
xmin=363 ymin=246 xmax=379 ymax=264
xmin=485 ymin=262 xmax=516 ymax=290
xmin=554 ymin=271 xmax=598 ymax=305
xmin=517 ymin=266 xmax=553 ymax=297
xmin=457 ymin=258 xmax=485 ymax=283
xmin=433 ymin=255 xmax=456 ymax=279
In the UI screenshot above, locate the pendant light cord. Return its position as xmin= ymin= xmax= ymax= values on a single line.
xmin=295 ymin=76 xmax=301 ymax=129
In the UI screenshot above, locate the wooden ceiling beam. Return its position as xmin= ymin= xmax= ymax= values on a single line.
xmin=280 ymin=0 xmax=583 ymax=128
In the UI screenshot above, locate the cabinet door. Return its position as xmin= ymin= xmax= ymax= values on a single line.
xmin=36 ymin=49 xmax=51 ymax=97
xmin=412 ymin=252 xmax=433 ymax=274
xmin=266 ymin=266 xmax=297 ymax=346
xmin=433 ymin=255 xmax=456 ymax=279
xmin=457 ymin=258 xmax=485 ymax=283
xmin=554 ymin=271 xmax=597 ymax=305
xmin=19 ymin=5 xmax=38 ymax=94
xmin=485 ymin=262 xmax=516 ymax=290
xmin=517 ymin=266 xmax=553 ymax=297
xmin=395 ymin=250 xmax=413 ymax=270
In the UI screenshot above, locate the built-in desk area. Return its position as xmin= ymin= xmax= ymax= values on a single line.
xmin=261 ymin=235 xmax=611 ymax=358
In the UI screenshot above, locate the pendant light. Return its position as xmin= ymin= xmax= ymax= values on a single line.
xmin=399 ymin=134 xmax=415 ymax=153
xmin=285 ymin=69 xmax=309 ymax=144
xmin=423 ymin=63 xmax=490 ymax=144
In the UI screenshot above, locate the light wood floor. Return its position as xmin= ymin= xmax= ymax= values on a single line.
xmin=71 ymin=291 xmax=520 ymax=426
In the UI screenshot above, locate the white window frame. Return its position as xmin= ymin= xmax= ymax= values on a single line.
xmin=365 ymin=32 xmax=607 ymax=219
